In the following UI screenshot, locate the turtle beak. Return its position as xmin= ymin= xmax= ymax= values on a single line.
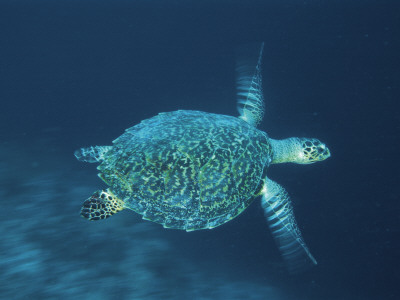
xmin=321 ymin=144 xmax=331 ymax=160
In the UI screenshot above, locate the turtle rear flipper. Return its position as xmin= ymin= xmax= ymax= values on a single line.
xmin=81 ymin=189 xmax=125 ymax=221
xmin=74 ymin=146 xmax=112 ymax=163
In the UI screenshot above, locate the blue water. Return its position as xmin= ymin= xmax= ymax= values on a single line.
xmin=1 ymin=1 xmax=398 ymax=299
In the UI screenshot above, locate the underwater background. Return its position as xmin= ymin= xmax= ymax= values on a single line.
xmin=0 ymin=1 xmax=399 ymax=299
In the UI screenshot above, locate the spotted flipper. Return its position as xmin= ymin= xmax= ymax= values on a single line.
xmin=74 ymin=146 xmax=112 ymax=163
xmin=236 ymin=42 xmax=265 ymax=127
xmin=261 ymin=178 xmax=317 ymax=274
xmin=80 ymin=189 xmax=125 ymax=221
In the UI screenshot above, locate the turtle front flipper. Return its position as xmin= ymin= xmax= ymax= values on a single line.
xmin=261 ymin=178 xmax=317 ymax=274
xmin=236 ymin=42 xmax=265 ymax=127
xmin=81 ymin=189 xmax=125 ymax=221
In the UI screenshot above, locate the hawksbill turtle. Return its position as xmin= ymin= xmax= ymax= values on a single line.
xmin=75 ymin=43 xmax=330 ymax=273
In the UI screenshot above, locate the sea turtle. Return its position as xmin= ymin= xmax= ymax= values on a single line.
xmin=75 ymin=43 xmax=330 ymax=273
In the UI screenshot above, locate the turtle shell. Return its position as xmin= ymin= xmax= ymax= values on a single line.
xmin=98 ymin=110 xmax=272 ymax=231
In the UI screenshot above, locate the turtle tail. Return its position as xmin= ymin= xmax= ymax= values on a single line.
xmin=80 ymin=189 xmax=125 ymax=221
xmin=74 ymin=146 xmax=112 ymax=163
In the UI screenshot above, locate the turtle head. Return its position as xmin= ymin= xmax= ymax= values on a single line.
xmin=297 ymin=138 xmax=331 ymax=164
xmin=270 ymin=137 xmax=330 ymax=164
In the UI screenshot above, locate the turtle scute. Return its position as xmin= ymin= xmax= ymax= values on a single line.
xmin=97 ymin=110 xmax=272 ymax=230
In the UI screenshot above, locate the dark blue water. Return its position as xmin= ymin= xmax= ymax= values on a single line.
xmin=1 ymin=1 xmax=398 ymax=299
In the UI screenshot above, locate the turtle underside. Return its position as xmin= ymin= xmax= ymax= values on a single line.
xmin=98 ymin=110 xmax=272 ymax=231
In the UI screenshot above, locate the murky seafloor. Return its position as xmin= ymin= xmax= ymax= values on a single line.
xmin=0 ymin=140 xmax=287 ymax=300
